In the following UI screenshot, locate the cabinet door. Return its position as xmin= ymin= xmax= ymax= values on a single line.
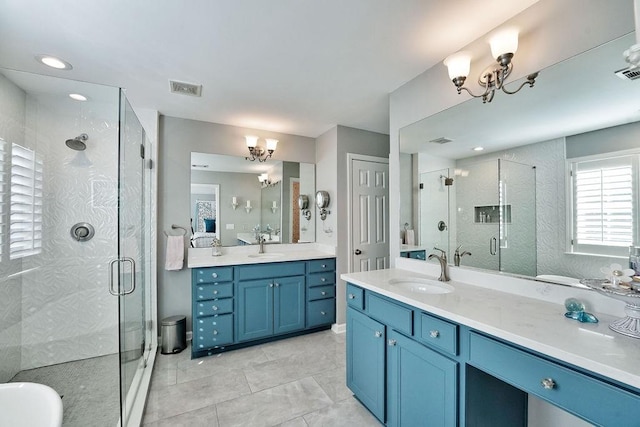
xmin=346 ymin=307 xmax=386 ymax=423
xmin=273 ymin=275 xmax=305 ymax=335
xmin=237 ymin=279 xmax=273 ymax=342
xmin=387 ymin=330 xmax=457 ymax=427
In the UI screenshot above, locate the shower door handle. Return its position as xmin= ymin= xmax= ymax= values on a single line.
xmin=108 ymin=257 xmax=136 ymax=296
xmin=489 ymin=237 xmax=498 ymax=255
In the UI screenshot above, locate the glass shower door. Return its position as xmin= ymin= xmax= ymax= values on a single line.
xmin=117 ymin=93 xmax=148 ymax=425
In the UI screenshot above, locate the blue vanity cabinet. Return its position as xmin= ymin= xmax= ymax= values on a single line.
xmin=387 ymin=330 xmax=457 ymax=427
xmin=191 ymin=266 xmax=235 ymax=355
xmin=347 ymin=306 xmax=386 ymax=423
xmin=306 ymin=258 xmax=336 ymax=328
xmin=236 ymin=261 xmax=306 ymax=342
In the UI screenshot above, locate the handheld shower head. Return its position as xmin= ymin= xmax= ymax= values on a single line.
xmin=65 ymin=133 xmax=88 ymax=151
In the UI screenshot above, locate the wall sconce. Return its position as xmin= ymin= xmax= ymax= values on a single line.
xmin=232 ymin=196 xmax=239 ymax=210
xmin=245 ymin=135 xmax=278 ymax=162
xmin=245 ymin=199 xmax=252 ymax=213
xmin=298 ymin=195 xmax=311 ymax=220
xmin=443 ymin=28 xmax=538 ymax=103
xmin=271 ymin=200 xmax=278 ymax=213
xmin=315 ymin=190 xmax=331 ymax=221
xmin=258 ymin=173 xmax=279 ymax=188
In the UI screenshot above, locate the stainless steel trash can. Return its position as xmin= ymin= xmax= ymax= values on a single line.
xmin=161 ymin=315 xmax=186 ymax=354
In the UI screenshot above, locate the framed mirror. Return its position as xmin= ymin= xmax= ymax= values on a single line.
xmin=191 ymin=152 xmax=316 ymax=247
xmin=399 ymin=32 xmax=640 ymax=284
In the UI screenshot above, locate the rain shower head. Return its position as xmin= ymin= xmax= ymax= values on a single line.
xmin=65 ymin=133 xmax=88 ymax=151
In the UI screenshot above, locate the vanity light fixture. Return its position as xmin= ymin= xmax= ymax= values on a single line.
xmin=232 ymin=196 xmax=239 ymax=210
xmin=271 ymin=201 xmax=278 ymax=213
xmin=245 ymin=136 xmax=277 ymax=162
xmin=245 ymin=199 xmax=252 ymax=213
xmin=443 ymin=28 xmax=538 ymax=103
xmin=36 ymin=54 xmax=73 ymax=70
xmin=258 ymin=173 xmax=278 ymax=188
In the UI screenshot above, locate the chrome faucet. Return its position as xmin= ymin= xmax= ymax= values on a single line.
xmin=454 ymin=245 xmax=472 ymax=267
xmin=266 ymin=224 xmax=273 ymax=241
xmin=428 ymin=247 xmax=450 ymax=282
xmin=258 ymin=235 xmax=266 ymax=254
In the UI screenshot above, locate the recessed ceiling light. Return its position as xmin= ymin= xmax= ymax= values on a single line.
xmin=473 ymin=146 xmax=484 ymax=151
xmin=69 ymin=93 xmax=87 ymax=101
xmin=35 ymin=55 xmax=73 ymax=70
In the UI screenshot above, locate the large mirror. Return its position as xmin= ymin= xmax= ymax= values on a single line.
xmin=190 ymin=152 xmax=316 ymax=247
xmin=400 ymin=32 xmax=640 ymax=284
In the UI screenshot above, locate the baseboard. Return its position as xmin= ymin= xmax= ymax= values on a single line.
xmin=331 ymin=323 xmax=346 ymax=334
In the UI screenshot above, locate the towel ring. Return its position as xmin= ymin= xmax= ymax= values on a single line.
xmin=164 ymin=224 xmax=188 ymax=237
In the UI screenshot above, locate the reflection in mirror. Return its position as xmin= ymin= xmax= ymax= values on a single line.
xmin=190 ymin=183 xmax=220 ymax=248
xmin=400 ymin=32 xmax=640 ymax=285
xmin=190 ymin=152 xmax=315 ymax=247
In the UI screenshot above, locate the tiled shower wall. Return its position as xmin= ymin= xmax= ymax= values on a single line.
xmin=0 ymin=73 xmax=120 ymax=378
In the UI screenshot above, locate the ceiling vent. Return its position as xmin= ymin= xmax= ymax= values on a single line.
xmin=170 ymin=80 xmax=203 ymax=97
xmin=614 ymin=67 xmax=640 ymax=81
xmin=429 ymin=137 xmax=453 ymax=144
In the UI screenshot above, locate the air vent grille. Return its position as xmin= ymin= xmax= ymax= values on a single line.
xmin=614 ymin=67 xmax=640 ymax=81
xmin=429 ymin=137 xmax=453 ymax=144
xmin=170 ymin=80 xmax=203 ymax=97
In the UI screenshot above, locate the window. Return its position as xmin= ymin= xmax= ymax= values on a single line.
xmin=10 ymin=143 xmax=43 ymax=259
xmin=569 ymin=153 xmax=638 ymax=257
xmin=0 ymin=139 xmax=6 ymax=258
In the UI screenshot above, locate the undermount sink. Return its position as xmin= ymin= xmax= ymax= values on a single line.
xmin=247 ymin=253 xmax=285 ymax=259
xmin=388 ymin=277 xmax=454 ymax=294
xmin=0 ymin=382 xmax=63 ymax=427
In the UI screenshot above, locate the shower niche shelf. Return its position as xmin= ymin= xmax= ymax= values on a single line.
xmin=474 ymin=205 xmax=511 ymax=224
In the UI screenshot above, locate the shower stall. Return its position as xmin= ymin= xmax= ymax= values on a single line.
xmin=0 ymin=69 xmax=156 ymax=426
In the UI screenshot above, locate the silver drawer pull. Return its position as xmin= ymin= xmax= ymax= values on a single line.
xmin=212 ymin=306 xmax=218 ymax=311
xmin=320 ymin=311 xmax=326 ymax=315
xmin=212 ymin=273 xmax=218 ymax=278
xmin=321 ymin=278 xmax=326 ymax=282
xmin=321 ymin=291 xmax=327 ymax=296
xmin=541 ymin=378 xmax=556 ymax=390
xmin=430 ymin=330 xmax=440 ymax=338
xmin=213 ymin=290 xmax=218 ymax=295
xmin=275 ymin=283 xmax=280 ymax=287
xmin=374 ymin=331 xmax=382 ymax=338
xmin=269 ymin=283 xmax=274 ymax=288
xmin=321 ymin=264 xmax=326 ymax=268
xmin=348 ymin=294 xmax=356 ymax=299
xmin=388 ymin=339 xmax=397 ymax=346
xmin=213 ymin=330 xmax=218 ymax=335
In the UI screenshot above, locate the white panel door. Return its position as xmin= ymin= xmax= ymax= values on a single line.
xmin=351 ymin=159 xmax=389 ymax=272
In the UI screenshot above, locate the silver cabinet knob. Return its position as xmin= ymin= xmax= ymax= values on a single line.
xmin=348 ymin=294 xmax=356 ymax=299
xmin=213 ymin=290 xmax=218 ymax=295
xmin=541 ymin=378 xmax=556 ymax=390
xmin=430 ymin=330 xmax=440 ymax=338
xmin=321 ymin=264 xmax=326 ymax=268
xmin=212 ymin=273 xmax=218 ymax=278
xmin=198 ymin=287 xmax=203 ymax=290
xmin=269 ymin=283 xmax=274 ymax=288
xmin=320 ymin=311 xmax=326 ymax=315
xmin=212 ymin=330 xmax=218 ymax=335
xmin=321 ymin=291 xmax=327 ymax=296
xmin=321 ymin=278 xmax=326 ymax=282
xmin=275 ymin=283 xmax=280 ymax=287
xmin=212 ymin=305 xmax=218 ymax=311
xmin=374 ymin=331 xmax=382 ymax=338
xmin=388 ymin=339 xmax=397 ymax=346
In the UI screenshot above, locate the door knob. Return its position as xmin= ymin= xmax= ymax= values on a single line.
xmin=354 ymin=249 xmax=362 ymax=255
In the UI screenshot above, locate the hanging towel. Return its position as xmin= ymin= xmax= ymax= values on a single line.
xmin=165 ymin=235 xmax=185 ymax=271
xmin=405 ymin=229 xmax=415 ymax=246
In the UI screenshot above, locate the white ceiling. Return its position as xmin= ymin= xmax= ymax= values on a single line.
xmin=0 ymin=0 xmax=539 ymax=138
xmin=400 ymin=32 xmax=640 ymax=158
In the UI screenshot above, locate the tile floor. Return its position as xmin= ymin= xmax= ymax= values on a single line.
xmin=143 ymin=330 xmax=381 ymax=426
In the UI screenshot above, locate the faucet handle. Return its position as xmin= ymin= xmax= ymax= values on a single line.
xmin=455 ymin=245 xmax=463 ymax=254
xmin=433 ymin=247 xmax=447 ymax=260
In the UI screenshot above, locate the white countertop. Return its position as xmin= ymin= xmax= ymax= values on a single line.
xmin=341 ymin=267 xmax=640 ymax=391
xmin=188 ymin=243 xmax=335 ymax=268
xmin=400 ymin=244 xmax=428 ymax=252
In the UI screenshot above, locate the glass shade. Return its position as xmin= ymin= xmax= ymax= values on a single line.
xmin=443 ymin=52 xmax=471 ymax=79
xmin=245 ymin=135 xmax=259 ymax=148
xmin=490 ymin=28 xmax=519 ymax=59
xmin=265 ymin=138 xmax=278 ymax=151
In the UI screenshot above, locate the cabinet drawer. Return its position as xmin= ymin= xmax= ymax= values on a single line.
xmin=237 ymin=261 xmax=305 ymax=281
xmin=346 ymin=283 xmax=364 ymax=310
xmin=307 ymin=298 xmax=335 ymax=327
xmin=308 ymin=285 xmax=335 ymax=301
xmin=195 ymin=282 xmax=233 ymax=300
xmin=308 ymin=271 xmax=335 ymax=287
xmin=366 ymin=293 xmax=413 ymax=336
xmin=196 ymin=298 xmax=234 ymax=317
xmin=194 ymin=314 xmax=233 ymax=349
xmin=194 ymin=267 xmax=233 ymax=283
xmin=417 ymin=313 xmax=458 ymax=355
xmin=308 ymin=258 xmax=336 ymax=273
xmin=469 ymin=332 xmax=640 ymax=426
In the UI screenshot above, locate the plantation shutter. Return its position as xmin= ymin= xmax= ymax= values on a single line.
xmin=10 ymin=143 xmax=43 ymax=259
xmin=0 ymin=139 xmax=6 ymax=257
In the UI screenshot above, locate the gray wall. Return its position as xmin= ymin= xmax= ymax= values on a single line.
xmin=158 ymin=116 xmax=315 ymax=329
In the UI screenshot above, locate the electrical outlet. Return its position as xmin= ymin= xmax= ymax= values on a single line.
xmin=226 ymin=223 xmax=235 ymax=230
